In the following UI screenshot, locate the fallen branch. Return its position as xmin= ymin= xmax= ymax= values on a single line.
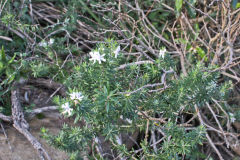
xmin=27 ymin=106 xmax=58 ymax=119
xmin=0 ymin=106 xmax=58 ymax=123
xmin=11 ymin=82 xmax=51 ymax=160
xmin=0 ymin=78 xmax=64 ymax=123
xmin=0 ymin=112 xmax=12 ymax=122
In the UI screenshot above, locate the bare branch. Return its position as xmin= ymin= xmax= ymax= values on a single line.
xmin=11 ymin=82 xmax=51 ymax=160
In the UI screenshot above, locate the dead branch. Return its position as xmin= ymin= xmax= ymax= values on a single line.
xmin=11 ymin=82 xmax=51 ymax=160
xmin=27 ymin=106 xmax=58 ymax=119
xmin=194 ymin=105 xmax=224 ymax=160
xmin=0 ymin=113 xmax=12 ymax=122
xmin=0 ymin=105 xmax=58 ymax=123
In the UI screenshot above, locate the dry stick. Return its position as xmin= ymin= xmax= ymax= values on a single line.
xmin=206 ymin=102 xmax=230 ymax=148
xmin=134 ymin=1 xmax=157 ymax=55
xmin=221 ymin=71 xmax=240 ymax=82
xmin=181 ymin=13 xmax=214 ymax=53
xmin=0 ymin=79 xmax=65 ymax=160
xmin=212 ymin=98 xmax=231 ymax=130
xmin=45 ymin=86 xmax=62 ymax=104
xmin=178 ymin=114 xmax=197 ymax=127
xmin=219 ymin=56 xmax=240 ymax=72
xmin=0 ymin=0 xmax=8 ymax=16
xmin=0 ymin=35 xmax=13 ymax=41
xmin=94 ymin=137 xmax=105 ymax=159
xmin=29 ymin=0 xmax=34 ymax=23
xmin=133 ymin=131 xmax=166 ymax=155
xmin=212 ymin=99 xmax=240 ymax=156
xmin=135 ymin=2 xmax=174 ymax=48
xmin=178 ymin=18 xmax=188 ymax=76
xmin=229 ymin=68 xmax=239 ymax=80
xmin=194 ymin=105 xmax=224 ymax=160
xmin=151 ymin=129 xmax=157 ymax=153
xmin=0 ymin=122 xmax=13 ymax=152
xmin=0 ymin=21 xmax=34 ymax=43
xmin=213 ymin=3 xmax=237 ymax=68
xmin=118 ymin=69 xmax=173 ymax=95
xmin=183 ymin=0 xmax=217 ymax=24
xmin=225 ymin=1 xmax=233 ymax=66
xmin=118 ymin=82 xmax=163 ymax=95
xmin=32 ymin=9 xmax=55 ymax=25
xmin=144 ymin=120 xmax=149 ymax=144
xmin=132 ymin=44 xmax=155 ymax=61
xmin=190 ymin=10 xmax=213 ymax=23
xmin=0 ymin=105 xmax=58 ymax=123
xmin=200 ymin=114 xmax=235 ymax=136
xmin=138 ymin=111 xmax=166 ymax=124
xmin=168 ymin=20 xmax=188 ymax=76
xmin=232 ymin=5 xmax=240 ymax=15
xmin=27 ymin=106 xmax=58 ymax=119
xmin=132 ymin=2 xmax=157 ymax=57
xmin=179 ymin=51 xmax=187 ymax=76
xmin=100 ymin=9 xmax=155 ymax=61
xmin=116 ymin=60 xmax=153 ymax=70
xmin=135 ymin=37 xmax=158 ymax=57
xmin=11 ymin=83 xmax=51 ymax=160
xmin=0 ymin=112 xmax=12 ymax=122
xmin=219 ymin=144 xmax=235 ymax=158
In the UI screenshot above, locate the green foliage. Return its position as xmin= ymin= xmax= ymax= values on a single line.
xmin=233 ymin=108 xmax=240 ymax=122
xmin=0 ymin=46 xmax=17 ymax=83
xmin=232 ymin=0 xmax=240 ymax=9
xmin=30 ymin=61 xmax=51 ymax=78
xmin=175 ymin=0 xmax=183 ymax=16
xmin=0 ymin=47 xmax=28 ymax=115
xmin=150 ymin=63 xmax=231 ymax=118
xmin=42 ymin=124 xmax=93 ymax=152
xmin=0 ymin=1 xmax=237 ymax=159
xmin=43 ymin=41 xmax=231 ymax=159
xmin=186 ymin=0 xmax=197 ymax=18
xmin=175 ymin=0 xmax=198 ymax=17
xmin=154 ymin=123 xmax=206 ymax=159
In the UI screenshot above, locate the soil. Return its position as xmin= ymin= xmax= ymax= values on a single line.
xmin=0 ymin=111 xmax=69 ymax=160
xmin=0 ymin=84 xmax=69 ymax=160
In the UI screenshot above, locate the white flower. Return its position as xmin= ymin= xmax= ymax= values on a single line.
xmin=39 ymin=38 xmax=55 ymax=47
xmin=159 ymin=48 xmax=166 ymax=59
xmin=115 ymin=135 xmax=122 ymax=145
xmin=114 ymin=46 xmax=121 ymax=58
xmin=69 ymin=92 xmax=84 ymax=101
xmin=126 ymin=118 xmax=132 ymax=124
xmin=61 ymin=102 xmax=73 ymax=116
xmin=49 ymin=38 xmax=55 ymax=45
xmin=94 ymin=137 xmax=99 ymax=143
xmin=89 ymin=51 xmax=106 ymax=64
xmin=39 ymin=41 xmax=47 ymax=47
xmin=120 ymin=115 xmax=132 ymax=124
xmin=229 ymin=113 xmax=236 ymax=123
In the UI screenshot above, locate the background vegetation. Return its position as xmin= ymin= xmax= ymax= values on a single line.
xmin=0 ymin=0 xmax=240 ymax=159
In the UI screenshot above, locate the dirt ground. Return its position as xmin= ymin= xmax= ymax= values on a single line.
xmin=0 ymin=84 xmax=69 ymax=160
xmin=0 ymin=111 xmax=68 ymax=160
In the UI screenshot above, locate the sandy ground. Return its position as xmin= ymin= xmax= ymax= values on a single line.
xmin=0 ymin=112 xmax=68 ymax=160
